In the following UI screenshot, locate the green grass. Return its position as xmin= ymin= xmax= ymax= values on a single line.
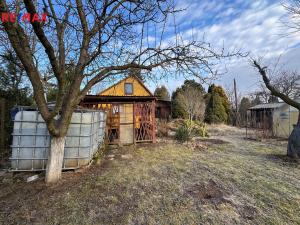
xmin=1 ymin=131 xmax=300 ymax=225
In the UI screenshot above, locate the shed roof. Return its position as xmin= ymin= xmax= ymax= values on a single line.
xmin=249 ymin=102 xmax=285 ymax=110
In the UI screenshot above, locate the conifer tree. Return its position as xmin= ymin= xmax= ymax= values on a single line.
xmin=205 ymin=85 xmax=228 ymax=123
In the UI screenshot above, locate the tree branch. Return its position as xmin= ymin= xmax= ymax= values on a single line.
xmin=253 ymin=60 xmax=300 ymax=110
xmin=0 ymin=0 xmax=53 ymax=126
xmin=23 ymin=0 xmax=61 ymax=83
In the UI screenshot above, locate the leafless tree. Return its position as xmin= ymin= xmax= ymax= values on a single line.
xmin=273 ymin=71 xmax=300 ymax=98
xmin=252 ymin=84 xmax=272 ymax=103
xmin=177 ymin=87 xmax=205 ymax=122
xmin=251 ymin=69 xmax=300 ymax=104
xmin=253 ymin=61 xmax=300 ymax=158
xmin=282 ymin=0 xmax=300 ymax=35
xmin=0 ymin=0 xmax=239 ymax=183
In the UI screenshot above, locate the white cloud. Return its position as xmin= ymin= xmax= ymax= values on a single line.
xmin=153 ymin=0 xmax=300 ymax=95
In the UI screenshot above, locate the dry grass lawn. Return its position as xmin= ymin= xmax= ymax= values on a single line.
xmin=1 ymin=126 xmax=300 ymax=224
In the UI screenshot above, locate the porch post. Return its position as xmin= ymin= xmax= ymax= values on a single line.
xmin=152 ymin=100 xmax=156 ymax=143
xmin=133 ymin=103 xmax=136 ymax=145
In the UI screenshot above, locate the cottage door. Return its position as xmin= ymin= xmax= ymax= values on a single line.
xmin=119 ymin=104 xmax=134 ymax=144
xmin=107 ymin=104 xmax=120 ymax=144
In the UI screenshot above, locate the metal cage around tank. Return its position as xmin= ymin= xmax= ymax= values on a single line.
xmin=10 ymin=107 xmax=106 ymax=171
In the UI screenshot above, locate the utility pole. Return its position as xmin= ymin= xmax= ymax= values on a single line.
xmin=234 ymin=78 xmax=239 ymax=127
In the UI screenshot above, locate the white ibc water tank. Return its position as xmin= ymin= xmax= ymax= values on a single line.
xmin=10 ymin=108 xmax=106 ymax=171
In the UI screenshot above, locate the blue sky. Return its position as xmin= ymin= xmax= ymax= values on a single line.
xmin=145 ymin=0 xmax=300 ymax=96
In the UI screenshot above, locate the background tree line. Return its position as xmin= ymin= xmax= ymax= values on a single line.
xmin=154 ymin=79 xmax=284 ymax=127
xmin=155 ymin=80 xmax=233 ymax=124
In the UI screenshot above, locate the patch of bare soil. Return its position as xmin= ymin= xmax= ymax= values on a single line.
xmin=184 ymin=141 xmax=208 ymax=151
xmin=185 ymin=179 xmax=257 ymax=221
xmin=185 ymin=179 xmax=225 ymax=205
xmin=238 ymin=205 xmax=257 ymax=220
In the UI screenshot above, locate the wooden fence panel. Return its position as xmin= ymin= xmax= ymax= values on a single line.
xmin=134 ymin=101 xmax=156 ymax=143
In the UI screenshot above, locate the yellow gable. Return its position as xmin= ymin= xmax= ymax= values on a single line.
xmin=98 ymin=77 xmax=152 ymax=96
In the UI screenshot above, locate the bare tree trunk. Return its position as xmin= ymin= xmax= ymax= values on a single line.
xmin=287 ymin=111 xmax=300 ymax=158
xmin=45 ymin=136 xmax=65 ymax=183
xmin=253 ymin=61 xmax=300 ymax=159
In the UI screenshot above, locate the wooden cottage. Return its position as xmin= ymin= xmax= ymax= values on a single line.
xmin=81 ymin=76 xmax=157 ymax=145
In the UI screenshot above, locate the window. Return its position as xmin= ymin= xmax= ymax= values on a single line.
xmin=124 ymin=83 xmax=133 ymax=95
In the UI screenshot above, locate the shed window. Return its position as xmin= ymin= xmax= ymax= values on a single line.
xmin=124 ymin=83 xmax=133 ymax=95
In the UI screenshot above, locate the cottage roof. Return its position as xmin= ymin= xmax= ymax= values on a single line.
xmin=249 ymin=102 xmax=285 ymax=110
